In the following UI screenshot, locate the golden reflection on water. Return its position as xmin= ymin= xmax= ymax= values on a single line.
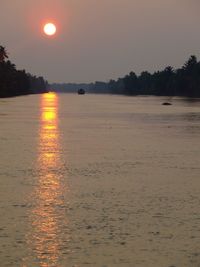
xmin=28 ymin=93 xmax=68 ymax=267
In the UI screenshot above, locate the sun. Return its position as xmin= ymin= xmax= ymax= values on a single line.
xmin=43 ymin=23 xmax=57 ymax=36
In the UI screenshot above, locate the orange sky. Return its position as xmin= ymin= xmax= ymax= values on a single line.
xmin=1 ymin=0 xmax=200 ymax=83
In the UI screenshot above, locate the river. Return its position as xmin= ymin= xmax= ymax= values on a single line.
xmin=0 ymin=93 xmax=200 ymax=267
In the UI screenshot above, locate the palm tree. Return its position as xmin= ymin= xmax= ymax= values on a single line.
xmin=0 ymin=45 xmax=8 ymax=62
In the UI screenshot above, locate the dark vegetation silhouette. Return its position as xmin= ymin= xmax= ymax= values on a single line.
xmin=51 ymin=55 xmax=200 ymax=97
xmin=0 ymin=45 xmax=48 ymax=98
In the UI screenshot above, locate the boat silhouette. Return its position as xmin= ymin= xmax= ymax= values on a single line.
xmin=78 ymin=88 xmax=85 ymax=95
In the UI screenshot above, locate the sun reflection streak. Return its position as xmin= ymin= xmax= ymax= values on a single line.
xmin=27 ymin=93 xmax=68 ymax=267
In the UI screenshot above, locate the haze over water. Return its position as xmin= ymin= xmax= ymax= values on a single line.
xmin=0 ymin=93 xmax=200 ymax=266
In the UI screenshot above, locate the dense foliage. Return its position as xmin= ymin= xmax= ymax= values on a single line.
xmin=51 ymin=55 xmax=200 ymax=97
xmin=0 ymin=45 xmax=48 ymax=97
xmin=104 ymin=55 xmax=200 ymax=97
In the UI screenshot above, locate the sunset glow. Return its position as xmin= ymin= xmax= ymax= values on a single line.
xmin=43 ymin=23 xmax=57 ymax=36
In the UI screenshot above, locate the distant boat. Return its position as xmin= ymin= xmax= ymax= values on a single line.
xmin=78 ymin=88 xmax=85 ymax=95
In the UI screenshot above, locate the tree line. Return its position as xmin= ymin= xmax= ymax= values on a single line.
xmin=51 ymin=55 xmax=200 ymax=97
xmin=0 ymin=45 xmax=48 ymax=98
xmin=94 ymin=55 xmax=200 ymax=97
xmin=51 ymin=56 xmax=200 ymax=97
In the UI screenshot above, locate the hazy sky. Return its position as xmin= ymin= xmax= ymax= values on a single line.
xmin=1 ymin=0 xmax=200 ymax=83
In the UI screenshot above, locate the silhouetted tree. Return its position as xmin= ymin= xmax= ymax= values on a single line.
xmin=50 ymin=55 xmax=200 ymax=97
xmin=0 ymin=45 xmax=48 ymax=97
xmin=0 ymin=46 xmax=8 ymax=62
xmin=123 ymin=72 xmax=139 ymax=95
xmin=102 ymin=55 xmax=200 ymax=97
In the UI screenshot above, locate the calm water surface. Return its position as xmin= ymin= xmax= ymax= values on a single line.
xmin=0 ymin=94 xmax=200 ymax=267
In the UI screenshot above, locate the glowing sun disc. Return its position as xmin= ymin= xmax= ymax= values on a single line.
xmin=43 ymin=23 xmax=57 ymax=36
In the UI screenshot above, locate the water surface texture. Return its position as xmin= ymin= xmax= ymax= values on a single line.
xmin=0 ymin=94 xmax=200 ymax=267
